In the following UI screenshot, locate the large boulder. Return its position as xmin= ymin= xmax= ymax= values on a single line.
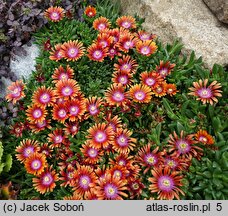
xmin=203 ymin=0 xmax=228 ymax=24
xmin=115 ymin=0 xmax=228 ymax=68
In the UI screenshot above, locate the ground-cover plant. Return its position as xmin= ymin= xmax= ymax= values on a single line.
xmin=0 ymin=0 xmax=227 ymax=200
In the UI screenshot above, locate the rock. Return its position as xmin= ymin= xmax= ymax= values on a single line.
xmin=115 ymin=0 xmax=228 ymax=68
xmin=0 ymin=42 xmax=39 ymax=98
xmin=203 ymin=0 xmax=228 ymax=24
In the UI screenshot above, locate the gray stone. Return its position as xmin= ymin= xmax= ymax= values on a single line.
xmin=203 ymin=0 xmax=228 ymax=24
xmin=115 ymin=0 xmax=228 ymax=68
xmin=0 ymin=42 xmax=39 ymax=98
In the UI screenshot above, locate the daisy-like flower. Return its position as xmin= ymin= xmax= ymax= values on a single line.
xmin=195 ymin=129 xmax=214 ymax=145
xmin=60 ymin=40 xmax=85 ymax=61
xmin=109 ymin=164 xmax=129 ymax=180
xmin=91 ymin=173 xmax=128 ymax=200
xmin=117 ymin=32 xmax=138 ymax=53
xmin=109 ymin=153 xmax=134 ymax=168
xmin=168 ymin=131 xmax=203 ymax=161
xmin=32 ymin=86 xmax=55 ymax=107
xmin=136 ymin=144 xmax=163 ymax=174
xmin=5 ymin=80 xmax=25 ymax=104
xmin=188 ymin=79 xmax=222 ymax=105
xmin=52 ymin=65 xmax=74 ymax=83
xmin=59 ymin=165 xmax=76 ymax=187
xmin=63 ymin=122 xmax=79 ymax=137
xmin=55 ymin=79 xmax=80 ymax=99
xmin=16 ymin=139 xmax=40 ymax=163
xmin=105 ymin=84 xmax=128 ymax=107
xmin=156 ymin=61 xmax=175 ymax=78
xmin=26 ymin=104 xmax=47 ymax=124
xmin=152 ymin=81 xmax=167 ymax=97
xmin=24 ymin=153 xmax=47 ymax=175
xmin=163 ymin=153 xmax=189 ymax=171
xmin=149 ymin=166 xmax=184 ymax=200
xmin=128 ymin=84 xmax=152 ymax=103
xmin=80 ymin=141 xmax=104 ymax=165
xmin=136 ymin=40 xmax=157 ymax=56
xmin=116 ymin=15 xmax=136 ymax=29
xmin=66 ymin=99 xmax=86 ymax=122
xmin=9 ymin=122 xmax=25 ymax=137
xmin=112 ymin=128 xmax=136 ymax=154
xmin=135 ymin=30 xmax=156 ymax=41
xmin=112 ymin=71 xmax=133 ymax=87
xmin=44 ymin=6 xmax=64 ymax=22
xmin=29 ymin=119 xmax=51 ymax=134
xmin=96 ymin=33 xmax=113 ymax=48
xmin=73 ymin=165 xmax=97 ymax=198
xmin=85 ymin=96 xmax=104 ymax=117
xmin=87 ymin=123 xmax=114 ymax=149
xmin=48 ymin=129 xmax=66 ymax=148
xmin=114 ymin=55 xmax=138 ymax=74
xmin=166 ymin=83 xmax=178 ymax=96
xmin=33 ymin=166 xmax=58 ymax=194
xmin=93 ymin=17 xmax=111 ymax=31
xmin=140 ymin=71 xmax=163 ymax=89
xmin=39 ymin=143 xmax=53 ymax=158
xmin=105 ymin=114 xmax=122 ymax=132
xmin=87 ymin=43 xmax=109 ymax=62
xmin=49 ymin=44 xmax=63 ymax=61
xmin=52 ymin=103 xmax=68 ymax=123
xmin=128 ymin=178 xmax=145 ymax=199
xmin=84 ymin=5 xmax=96 ymax=18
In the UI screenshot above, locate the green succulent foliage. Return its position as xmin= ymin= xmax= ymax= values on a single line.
xmin=0 ymin=141 xmax=13 ymax=175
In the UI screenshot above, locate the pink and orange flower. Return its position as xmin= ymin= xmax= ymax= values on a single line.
xmin=156 ymin=61 xmax=175 ymax=78
xmin=84 ymin=6 xmax=96 ymax=18
xmin=44 ymin=6 xmax=65 ymax=22
xmin=93 ymin=17 xmax=111 ymax=31
xmin=87 ymin=43 xmax=109 ymax=62
xmin=136 ymin=40 xmax=157 ymax=56
xmin=49 ymin=44 xmax=63 ymax=61
xmin=26 ymin=104 xmax=47 ymax=124
xmin=195 ymin=129 xmax=214 ymax=145
xmin=114 ymin=55 xmax=138 ymax=74
xmin=140 ymin=71 xmax=163 ymax=89
xmin=128 ymin=84 xmax=152 ymax=103
xmin=116 ymin=16 xmax=136 ymax=29
xmin=52 ymin=65 xmax=74 ymax=83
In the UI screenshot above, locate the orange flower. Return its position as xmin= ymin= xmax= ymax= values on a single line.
xmin=140 ymin=71 xmax=163 ymax=89
xmin=95 ymin=33 xmax=113 ymax=48
xmin=48 ymin=129 xmax=66 ymax=148
xmin=60 ymin=40 xmax=85 ymax=61
xmin=24 ymin=153 xmax=47 ymax=175
xmin=44 ymin=6 xmax=65 ymax=22
xmin=105 ymin=114 xmax=122 ymax=132
xmin=148 ymin=166 xmax=185 ymax=200
xmin=168 ymin=130 xmax=203 ymax=161
xmin=52 ymin=103 xmax=68 ymax=123
xmin=188 ymin=79 xmax=222 ymax=105
xmin=112 ymin=128 xmax=136 ymax=154
xmin=166 ymin=83 xmax=178 ymax=96
xmin=85 ymin=96 xmax=104 ymax=117
xmin=135 ymin=30 xmax=156 ymax=41
xmin=87 ymin=123 xmax=114 ymax=149
xmin=152 ymin=81 xmax=167 ymax=97
xmin=112 ymin=71 xmax=133 ymax=87
xmin=63 ymin=122 xmax=79 ymax=137
xmin=32 ymin=86 xmax=55 ymax=107
xmin=93 ymin=17 xmax=111 ymax=31
xmin=87 ymin=43 xmax=109 ymax=62
xmin=59 ymin=165 xmax=76 ymax=187
xmin=109 ymin=164 xmax=129 ymax=180
xmin=136 ymin=40 xmax=157 ymax=56
xmin=128 ymin=178 xmax=145 ymax=199
xmin=26 ymin=104 xmax=47 ymax=123
xmin=5 ymin=80 xmax=25 ymax=104
xmin=9 ymin=122 xmax=25 ymax=137
xmin=116 ymin=16 xmax=136 ymax=29
xmin=156 ymin=61 xmax=175 ymax=78
xmin=16 ymin=139 xmax=40 ymax=163
xmin=128 ymin=84 xmax=152 ymax=103
xmin=84 ymin=6 xmax=96 ymax=18
xmin=116 ymin=32 xmax=138 ymax=53
xmin=105 ymin=84 xmax=128 ymax=107
xmin=114 ymin=55 xmax=138 ymax=74
xmin=33 ymin=166 xmax=58 ymax=194
xmin=66 ymin=99 xmax=86 ymax=121
xmin=72 ymin=165 xmax=97 ymax=198
xmin=52 ymin=65 xmax=74 ymax=83
xmin=55 ymin=79 xmax=80 ymax=99
xmin=91 ymin=173 xmax=128 ymax=200
xmin=29 ymin=119 xmax=51 ymax=133
xmin=195 ymin=130 xmax=214 ymax=145
xmin=49 ymin=43 xmax=63 ymax=61
xmin=136 ymin=144 xmax=163 ymax=174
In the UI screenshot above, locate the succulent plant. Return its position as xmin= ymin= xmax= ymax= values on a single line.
xmin=0 ymin=141 xmax=12 ymax=175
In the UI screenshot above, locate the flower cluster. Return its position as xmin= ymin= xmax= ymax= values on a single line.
xmin=5 ymin=4 xmax=223 ymax=200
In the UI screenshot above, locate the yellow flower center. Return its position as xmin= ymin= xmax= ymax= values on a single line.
xmin=168 ymin=161 xmax=174 ymax=167
xmin=52 ymin=12 xmax=58 ymax=18
xmin=156 ymin=87 xmax=162 ymax=93
xmin=95 ymin=51 xmax=100 ymax=56
xmin=44 ymin=176 xmax=50 ymax=182
xmin=120 ymin=77 xmax=126 ymax=82
xmin=33 ymin=162 xmax=39 ymax=168
xmin=202 ymin=90 xmax=208 ymax=95
xmin=162 ymin=179 xmax=170 ymax=187
xmin=97 ymin=133 xmax=103 ymax=139
xmin=59 ymin=110 xmax=65 ymax=115
xmin=147 ymin=156 xmax=155 ymax=164
xmin=71 ymin=107 xmax=76 ymax=112
xmin=143 ymin=47 xmax=148 ymax=52
xmin=72 ymin=126 xmax=77 ymax=131
xmin=168 ymin=88 xmax=173 ymax=93
xmin=123 ymin=65 xmax=128 ymax=69
xmin=180 ymin=143 xmax=187 ymax=149
xmin=13 ymin=88 xmax=19 ymax=94
xmin=70 ymin=49 xmax=75 ymax=54
xmin=81 ymin=178 xmax=88 ymax=185
xmin=90 ymin=106 xmax=96 ymax=111
xmin=61 ymin=74 xmax=66 ymax=79
xmin=202 ymin=137 xmax=207 ymax=142
xmin=64 ymin=87 xmax=70 ymax=93
xmin=133 ymin=183 xmax=139 ymax=190
xmin=119 ymin=161 xmax=124 ymax=166
xmin=108 ymin=188 xmax=115 ymax=195
xmin=26 ymin=149 xmax=31 ymax=154
xmin=120 ymin=137 xmax=125 ymax=143
xmin=114 ymin=171 xmax=121 ymax=177
xmin=126 ymin=41 xmax=131 ymax=46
